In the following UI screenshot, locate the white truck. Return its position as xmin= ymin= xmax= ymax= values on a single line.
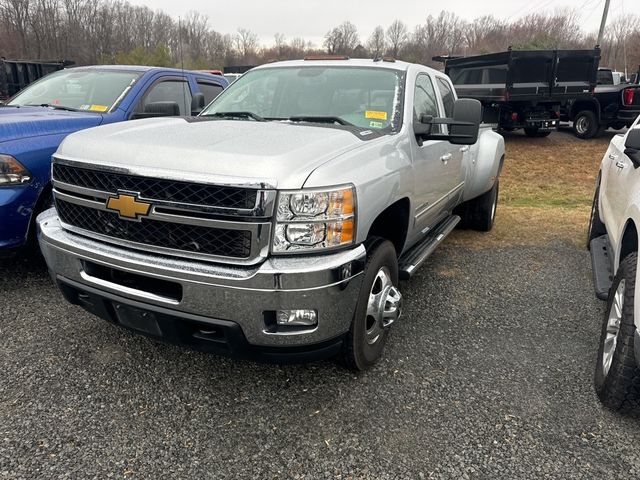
xmin=589 ymin=117 xmax=640 ymax=408
xmin=37 ymin=58 xmax=505 ymax=370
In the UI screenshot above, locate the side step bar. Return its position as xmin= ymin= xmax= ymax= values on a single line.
xmin=590 ymin=235 xmax=614 ymax=301
xmin=398 ymin=215 xmax=460 ymax=280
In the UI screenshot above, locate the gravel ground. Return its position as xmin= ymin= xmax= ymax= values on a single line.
xmin=2 ymin=239 xmax=640 ymax=479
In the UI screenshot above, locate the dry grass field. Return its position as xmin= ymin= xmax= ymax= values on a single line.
xmin=450 ymin=129 xmax=615 ymax=248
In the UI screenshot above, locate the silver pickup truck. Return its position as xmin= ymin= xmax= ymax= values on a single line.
xmin=37 ymin=58 xmax=505 ymax=370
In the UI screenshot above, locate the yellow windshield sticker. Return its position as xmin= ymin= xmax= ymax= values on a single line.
xmin=89 ymin=105 xmax=108 ymax=112
xmin=365 ymin=110 xmax=388 ymax=120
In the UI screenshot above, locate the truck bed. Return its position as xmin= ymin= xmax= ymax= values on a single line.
xmin=444 ymin=48 xmax=600 ymax=104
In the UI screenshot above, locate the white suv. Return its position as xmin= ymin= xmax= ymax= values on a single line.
xmin=589 ymin=118 xmax=640 ymax=410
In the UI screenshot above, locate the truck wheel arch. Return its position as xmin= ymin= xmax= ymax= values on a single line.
xmin=570 ymin=99 xmax=600 ymax=121
xmin=619 ymin=220 xmax=638 ymax=265
xmin=365 ymin=198 xmax=410 ymax=257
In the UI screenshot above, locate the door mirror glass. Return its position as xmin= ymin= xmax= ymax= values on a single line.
xmin=449 ymin=98 xmax=482 ymax=145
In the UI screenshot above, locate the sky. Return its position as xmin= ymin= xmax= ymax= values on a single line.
xmin=132 ymin=0 xmax=640 ymax=46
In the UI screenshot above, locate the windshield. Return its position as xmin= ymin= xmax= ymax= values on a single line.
xmin=202 ymin=66 xmax=405 ymax=132
xmin=7 ymin=69 xmax=141 ymax=112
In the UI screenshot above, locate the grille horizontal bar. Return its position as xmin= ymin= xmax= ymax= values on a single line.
xmin=56 ymin=198 xmax=253 ymax=259
xmin=53 ymin=163 xmax=257 ymax=209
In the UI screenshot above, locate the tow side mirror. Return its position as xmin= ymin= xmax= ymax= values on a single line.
xmin=413 ymin=99 xmax=482 ymax=145
xmin=413 ymin=115 xmax=433 ymax=137
xmin=625 ymin=128 xmax=640 ymax=168
xmin=191 ymin=92 xmax=206 ymax=115
xmin=131 ymin=101 xmax=181 ymax=119
xmin=449 ymin=99 xmax=481 ymax=145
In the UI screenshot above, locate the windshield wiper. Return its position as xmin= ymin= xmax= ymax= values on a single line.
xmin=287 ymin=116 xmax=355 ymax=127
xmin=26 ymin=103 xmax=79 ymax=112
xmin=205 ymin=111 xmax=266 ymax=122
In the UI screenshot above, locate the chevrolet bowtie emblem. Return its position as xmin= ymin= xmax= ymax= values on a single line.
xmin=106 ymin=192 xmax=151 ymax=220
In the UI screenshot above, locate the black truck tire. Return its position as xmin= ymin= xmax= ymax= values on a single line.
xmin=457 ymin=180 xmax=499 ymax=232
xmin=594 ymin=252 xmax=640 ymax=411
xmin=341 ymin=238 xmax=401 ymax=371
xmin=611 ymin=123 xmax=627 ymax=131
xmin=587 ymin=182 xmax=606 ymax=250
xmin=523 ymin=127 xmax=551 ymax=138
xmin=573 ymin=110 xmax=600 ymax=139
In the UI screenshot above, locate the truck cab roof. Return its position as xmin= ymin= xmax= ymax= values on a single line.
xmin=252 ymin=58 xmax=434 ymax=75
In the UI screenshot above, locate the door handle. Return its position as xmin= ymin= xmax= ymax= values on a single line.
xmin=616 ymin=160 xmax=625 ymax=169
xmin=609 ymin=153 xmax=619 ymax=160
xmin=440 ymin=153 xmax=452 ymax=163
xmin=460 ymin=146 xmax=470 ymax=153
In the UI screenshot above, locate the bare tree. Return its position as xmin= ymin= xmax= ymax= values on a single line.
xmin=234 ymin=27 xmax=258 ymax=59
xmin=386 ymin=19 xmax=407 ymax=57
xmin=324 ymin=21 xmax=359 ymax=55
xmin=367 ymin=25 xmax=385 ymax=58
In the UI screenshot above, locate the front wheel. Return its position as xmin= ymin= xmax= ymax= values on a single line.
xmin=594 ymin=252 xmax=640 ymax=411
xmin=341 ymin=239 xmax=402 ymax=371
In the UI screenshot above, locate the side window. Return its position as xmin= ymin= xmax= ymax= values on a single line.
xmin=139 ymin=80 xmax=192 ymax=116
xmin=197 ymin=81 xmax=224 ymax=104
xmin=414 ymin=74 xmax=441 ymax=134
xmin=436 ymin=77 xmax=455 ymax=118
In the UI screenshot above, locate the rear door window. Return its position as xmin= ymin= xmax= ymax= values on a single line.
xmin=436 ymin=77 xmax=455 ymax=118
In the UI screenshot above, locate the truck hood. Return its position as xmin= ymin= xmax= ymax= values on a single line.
xmin=56 ymin=117 xmax=368 ymax=189
xmin=0 ymin=106 xmax=104 ymax=144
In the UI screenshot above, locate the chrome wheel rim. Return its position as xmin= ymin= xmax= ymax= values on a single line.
xmin=365 ymin=267 xmax=402 ymax=345
xmin=602 ymin=279 xmax=625 ymax=377
xmin=575 ymin=116 xmax=589 ymax=135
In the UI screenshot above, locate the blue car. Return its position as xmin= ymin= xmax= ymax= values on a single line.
xmin=0 ymin=65 xmax=227 ymax=256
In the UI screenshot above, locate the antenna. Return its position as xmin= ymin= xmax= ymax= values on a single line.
xmin=178 ymin=16 xmax=188 ymax=115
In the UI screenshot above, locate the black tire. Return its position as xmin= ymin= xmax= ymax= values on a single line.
xmin=341 ymin=238 xmax=401 ymax=371
xmin=573 ymin=110 xmax=600 ymax=139
xmin=587 ymin=181 xmax=606 ymax=250
xmin=26 ymin=186 xmax=53 ymax=246
xmin=524 ymin=127 xmax=539 ymax=138
xmin=594 ymin=252 xmax=640 ymax=411
xmin=535 ymin=130 xmax=551 ymax=138
xmin=612 ymin=122 xmax=627 ymax=131
xmin=457 ymin=179 xmax=499 ymax=232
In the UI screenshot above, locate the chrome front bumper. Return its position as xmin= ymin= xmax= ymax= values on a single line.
xmin=37 ymin=208 xmax=365 ymax=349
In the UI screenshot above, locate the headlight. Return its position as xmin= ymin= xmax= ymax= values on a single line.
xmin=0 ymin=154 xmax=32 ymax=186
xmin=273 ymin=185 xmax=356 ymax=253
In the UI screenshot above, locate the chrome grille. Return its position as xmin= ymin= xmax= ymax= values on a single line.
xmin=53 ymin=163 xmax=257 ymax=209
xmin=56 ymin=199 xmax=253 ymax=258
xmin=51 ymin=160 xmax=275 ymax=264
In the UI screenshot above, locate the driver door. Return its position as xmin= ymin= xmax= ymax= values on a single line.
xmin=410 ymin=73 xmax=461 ymax=232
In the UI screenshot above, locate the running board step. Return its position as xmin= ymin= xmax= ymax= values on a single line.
xmin=398 ymin=215 xmax=460 ymax=280
xmin=590 ymin=235 xmax=614 ymax=301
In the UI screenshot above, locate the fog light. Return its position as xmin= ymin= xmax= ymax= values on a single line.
xmin=277 ymin=309 xmax=318 ymax=326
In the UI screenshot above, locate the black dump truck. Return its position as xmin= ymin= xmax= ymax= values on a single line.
xmin=561 ymin=66 xmax=640 ymax=138
xmin=438 ymin=48 xmax=601 ymax=138
xmin=0 ymin=58 xmax=73 ymax=102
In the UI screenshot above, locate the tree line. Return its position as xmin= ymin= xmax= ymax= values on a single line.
xmin=1 ymin=1 xmax=639 ymax=74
